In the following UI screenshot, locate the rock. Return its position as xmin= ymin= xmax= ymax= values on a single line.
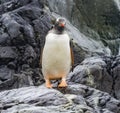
xmin=0 ymin=33 xmax=11 ymax=46
xmin=112 ymin=56 xmax=120 ymax=99
xmin=1 ymin=13 xmax=22 ymax=38
xmin=46 ymin=0 xmax=120 ymax=55
xmin=1 ymin=13 xmax=36 ymax=46
xmin=0 ymin=75 xmax=18 ymax=91
xmin=0 ymin=86 xmax=69 ymax=110
xmin=31 ymin=68 xmax=44 ymax=86
xmin=0 ymin=47 xmax=17 ymax=65
xmin=0 ymin=66 xmax=42 ymax=91
xmin=51 ymin=13 xmax=110 ymax=59
xmin=0 ymin=1 xmax=119 ymax=113
xmin=0 ymin=47 xmax=17 ymax=58
xmin=32 ymin=13 xmax=52 ymax=47
xmin=13 ymin=73 xmax=33 ymax=88
xmin=16 ymin=4 xmax=43 ymax=21
xmin=0 ymin=66 xmax=14 ymax=81
xmin=22 ymin=45 xmax=37 ymax=67
xmin=0 ymin=84 xmax=119 ymax=113
xmin=7 ymin=61 xmax=16 ymax=69
xmin=0 ymin=0 xmax=33 ymax=15
xmin=0 ymin=0 xmax=51 ymax=70
xmin=61 ymin=84 xmax=120 ymax=113
xmin=68 ymin=57 xmax=113 ymax=94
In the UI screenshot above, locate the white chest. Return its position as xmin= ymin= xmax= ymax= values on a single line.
xmin=43 ymin=33 xmax=70 ymax=55
xmin=42 ymin=33 xmax=71 ymax=75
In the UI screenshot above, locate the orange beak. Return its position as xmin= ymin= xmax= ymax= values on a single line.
xmin=60 ymin=23 xmax=65 ymax=27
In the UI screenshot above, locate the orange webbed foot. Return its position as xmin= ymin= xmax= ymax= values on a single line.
xmin=46 ymin=83 xmax=53 ymax=88
xmin=45 ymin=79 xmax=53 ymax=88
xmin=58 ymin=79 xmax=67 ymax=88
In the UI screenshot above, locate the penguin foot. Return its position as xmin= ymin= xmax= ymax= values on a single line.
xmin=58 ymin=80 xmax=67 ymax=88
xmin=45 ymin=83 xmax=53 ymax=88
xmin=45 ymin=79 xmax=53 ymax=88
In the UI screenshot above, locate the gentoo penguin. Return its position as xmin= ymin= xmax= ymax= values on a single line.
xmin=42 ymin=18 xmax=74 ymax=88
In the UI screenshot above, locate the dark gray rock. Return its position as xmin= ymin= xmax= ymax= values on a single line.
xmin=46 ymin=0 xmax=120 ymax=55
xmin=0 ymin=0 xmax=51 ymax=77
xmin=0 ymin=0 xmax=33 ymax=15
xmin=0 ymin=84 xmax=119 ymax=113
xmin=68 ymin=57 xmax=113 ymax=94
xmin=0 ymin=47 xmax=17 ymax=59
xmin=0 ymin=66 xmax=14 ymax=81
xmin=0 ymin=47 xmax=17 ymax=65
xmin=61 ymin=84 xmax=120 ymax=113
xmin=1 ymin=13 xmax=21 ymax=38
xmin=0 ymin=75 xmax=17 ymax=91
xmin=0 ymin=33 xmax=11 ymax=46
xmin=0 ymin=13 xmax=36 ymax=46
xmin=32 ymin=13 xmax=52 ymax=48
xmin=0 ymin=67 xmax=44 ymax=91
xmin=0 ymin=0 xmax=119 ymax=113
xmin=0 ymin=86 xmax=68 ymax=108
xmin=22 ymin=45 xmax=37 ymax=67
xmin=52 ymin=12 xmax=110 ymax=59
xmin=112 ymin=56 xmax=120 ymax=99
xmin=13 ymin=73 xmax=33 ymax=88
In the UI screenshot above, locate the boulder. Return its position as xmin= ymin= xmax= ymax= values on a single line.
xmin=0 ymin=84 xmax=119 ymax=113
xmin=68 ymin=57 xmax=113 ymax=94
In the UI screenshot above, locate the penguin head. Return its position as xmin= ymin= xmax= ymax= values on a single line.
xmin=54 ymin=18 xmax=66 ymax=33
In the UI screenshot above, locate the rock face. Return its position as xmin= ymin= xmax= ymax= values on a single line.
xmin=0 ymin=0 xmax=51 ymax=91
xmin=0 ymin=0 xmax=120 ymax=113
xmin=46 ymin=0 xmax=120 ymax=55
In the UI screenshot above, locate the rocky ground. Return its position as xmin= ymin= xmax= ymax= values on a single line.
xmin=0 ymin=84 xmax=120 ymax=113
xmin=0 ymin=0 xmax=120 ymax=113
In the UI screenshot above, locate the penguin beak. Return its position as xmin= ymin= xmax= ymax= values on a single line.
xmin=60 ymin=23 xmax=65 ymax=27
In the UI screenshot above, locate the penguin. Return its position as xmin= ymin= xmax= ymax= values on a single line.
xmin=41 ymin=18 xmax=74 ymax=88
